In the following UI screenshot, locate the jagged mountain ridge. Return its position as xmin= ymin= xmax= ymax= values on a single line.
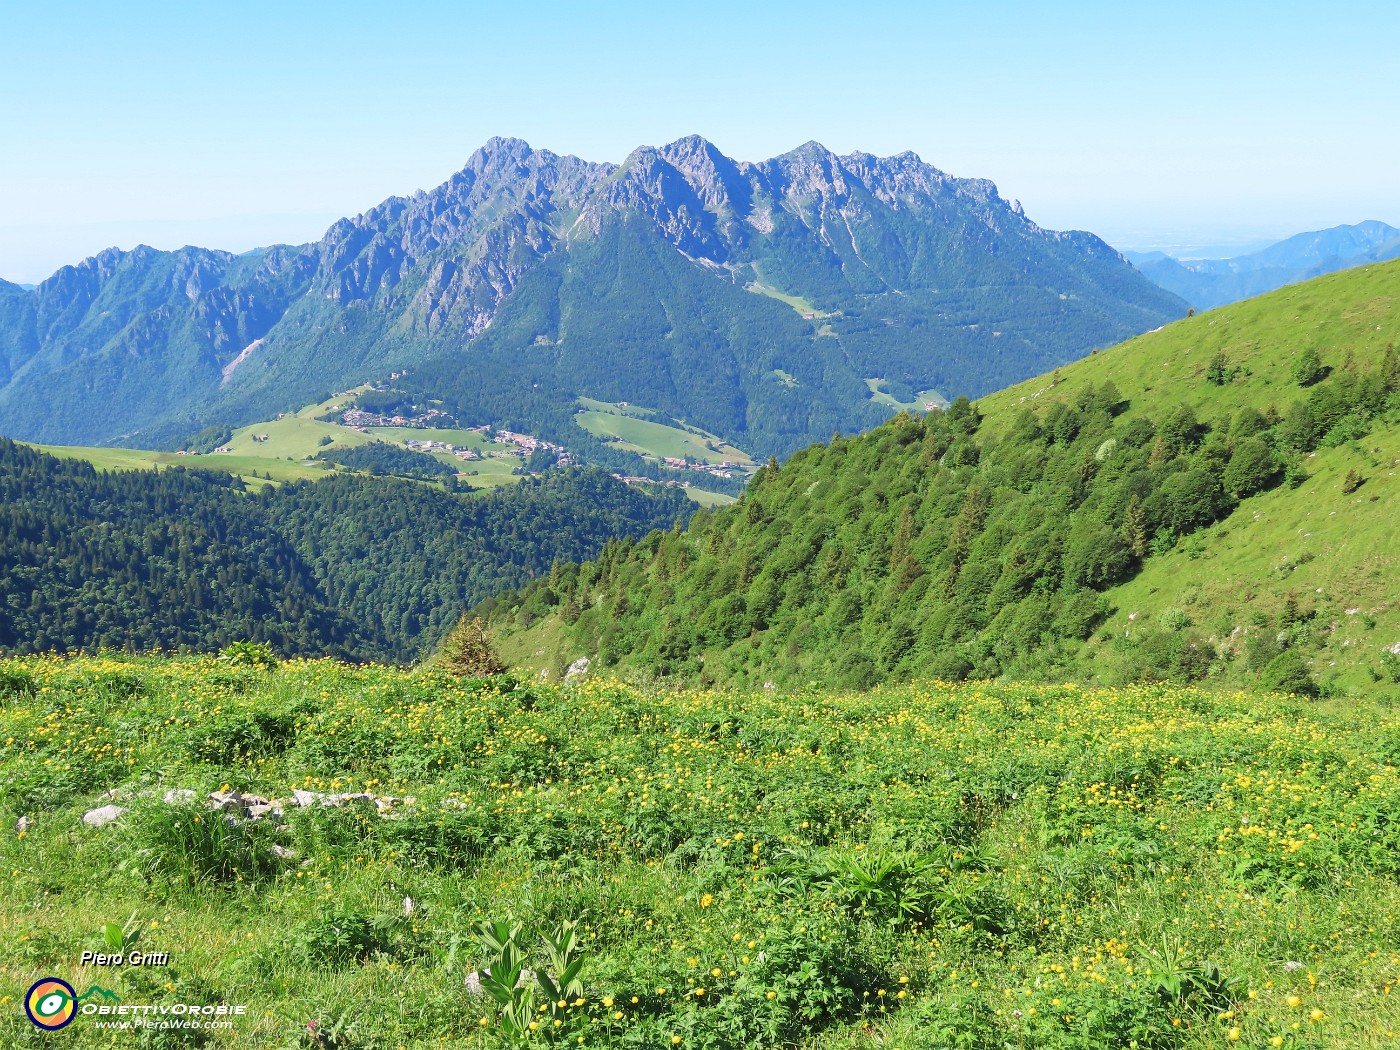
xmin=0 ymin=136 xmax=1186 ymax=453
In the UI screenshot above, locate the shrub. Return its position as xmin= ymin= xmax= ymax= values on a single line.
xmin=119 ymin=801 xmax=286 ymax=887
xmin=432 ymin=615 xmax=507 ymax=677
xmin=1258 ymin=648 xmax=1318 ymax=697
xmin=184 ymin=710 xmax=298 ymax=764
xmin=0 ymin=667 xmax=35 ymax=701
xmin=1291 ymin=347 xmax=1325 ymax=386
xmin=217 ymin=641 xmax=279 ymax=670
xmin=1160 ymin=608 xmax=1193 ymax=632
xmin=297 ymin=907 xmax=402 ymax=964
xmin=1221 ymin=437 xmax=1279 ymax=497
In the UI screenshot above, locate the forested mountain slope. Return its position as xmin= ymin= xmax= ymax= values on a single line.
xmin=484 ymin=260 xmax=1400 ymax=695
xmin=0 ymin=443 xmax=691 ymax=660
xmin=0 ymin=137 xmax=1184 ymax=460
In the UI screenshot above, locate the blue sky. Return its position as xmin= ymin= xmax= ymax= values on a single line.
xmin=2 ymin=0 xmax=1396 ymax=283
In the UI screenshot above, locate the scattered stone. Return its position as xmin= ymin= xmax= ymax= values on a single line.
xmin=1283 ymin=960 xmax=1304 ymax=972
xmin=208 ymin=791 xmax=246 ymax=813
xmin=83 ymin=804 xmax=125 ymax=828
xmin=16 ymin=815 xmax=33 ymax=833
xmin=102 ymin=786 xmax=420 ymax=828
xmin=403 ymin=896 xmax=415 ymax=916
xmin=564 ymin=656 xmax=590 ymax=681
xmin=269 ymin=844 xmax=297 ymax=861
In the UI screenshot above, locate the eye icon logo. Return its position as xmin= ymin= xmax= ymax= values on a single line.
xmin=26 ymin=977 xmax=78 ymax=1030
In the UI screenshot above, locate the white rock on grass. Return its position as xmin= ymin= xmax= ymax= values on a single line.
xmin=162 ymin=789 xmax=196 ymax=804
xmin=82 ymin=805 xmax=125 ymax=828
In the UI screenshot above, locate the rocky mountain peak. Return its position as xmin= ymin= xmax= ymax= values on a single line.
xmin=470 ymin=135 xmax=538 ymax=168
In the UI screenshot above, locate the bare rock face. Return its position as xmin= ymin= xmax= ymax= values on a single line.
xmin=82 ymin=804 xmax=125 ymax=828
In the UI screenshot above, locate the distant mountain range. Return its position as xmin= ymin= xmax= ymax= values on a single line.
xmin=0 ymin=137 xmax=1185 ymax=458
xmin=1127 ymin=220 xmax=1400 ymax=310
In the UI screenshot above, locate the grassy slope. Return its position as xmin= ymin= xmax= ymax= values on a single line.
xmin=863 ymin=377 xmax=950 ymax=411
xmin=979 ymin=260 xmax=1400 ymax=692
xmin=1 ymin=656 xmax=1396 ymax=1048
xmin=28 ymin=442 xmax=334 ymax=484
xmin=576 ymin=409 xmax=754 ymax=466
xmin=979 ymin=261 xmax=1400 ymax=430
xmin=683 ymin=486 xmax=736 ymax=508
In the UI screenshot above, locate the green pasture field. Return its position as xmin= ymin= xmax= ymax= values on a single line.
xmin=26 ymin=443 xmax=335 ymax=485
xmin=684 ymin=486 xmax=736 ymax=508
xmin=744 ymin=267 xmax=839 ymax=319
xmin=863 ymin=378 xmax=949 ymax=412
xmin=575 ymin=402 xmax=753 ymax=467
xmin=23 ymin=391 xmax=535 ymax=490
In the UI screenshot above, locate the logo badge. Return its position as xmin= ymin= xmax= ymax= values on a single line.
xmin=26 ymin=977 xmax=78 ymax=1030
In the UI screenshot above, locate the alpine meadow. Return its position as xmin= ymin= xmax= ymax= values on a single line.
xmin=3 ymin=26 xmax=1400 ymax=1043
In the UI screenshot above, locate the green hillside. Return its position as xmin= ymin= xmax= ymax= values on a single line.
xmin=987 ymin=261 xmax=1400 ymax=693
xmin=0 ymin=442 xmax=694 ymax=660
xmin=483 ymin=260 xmax=1400 ymax=695
xmin=2 ymin=656 xmax=1396 ymax=1048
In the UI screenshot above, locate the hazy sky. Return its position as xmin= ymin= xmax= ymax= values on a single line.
xmin=2 ymin=0 xmax=1396 ymax=283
